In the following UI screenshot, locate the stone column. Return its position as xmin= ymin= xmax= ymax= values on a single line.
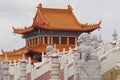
xmin=59 ymin=37 xmax=61 ymax=44
xmin=51 ymin=37 xmax=53 ymax=44
xmin=75 ymin=37 xmax=77 ymax=46
xmin=67 ymin=37 xmax=69 ymax=45
xmin=3 ymin=54 xmax=9 ymax=80
xmin=20 ymin=54 xmax=27 ymax=80
xmin=48 ymin=36 xmax=50 ymax=44
xmin=43 ymin=36 xmax=45 ymax=44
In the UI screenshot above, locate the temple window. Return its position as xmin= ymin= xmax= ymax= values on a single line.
xmin=33 ymin=39 xmax=34 ymax=45
xmin=30 ymin=39 xmax=32 ymax=45
xmin=53 ymin=37 xmax=59 ymax=44
xmin=44 ymin=36 xmax=48 ymax=44
xmin=39 ymin=37 xmax=43 ymax=44
xmin=35 ymin=38 xmax=38 ymax=45
xmin=51 ymin=37 xmax=53 ymax=44
xmin=37 ymin=37 xmax=39 ymax=44
xmin=69 ymin=37 xmax=75 ymax=44
xmin=61 ymin=37 xmax=67 ymax=44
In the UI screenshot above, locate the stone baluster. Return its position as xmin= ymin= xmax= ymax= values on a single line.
xmin=42 ymin=52 xmax=45 ymax=62
xmin=27 ymin=57 xmax=32 ymax=73
xmin=63 ymin=48 xmax=65 ymax=55
xmin=114 ymin=64 xmax=120 ymax=80
xmin=13 ymin=60 xmax=18 ymax=80
xmin=64 ymin=59 xmax=68 ymax=80
xmin=20 ymin=54 xmax=27 ymax=80
xmin=3 ymin=54 xmax=9 ymax=80
xmin=73 ymin=52 xmax=80 ymax=80
xmin=31 ymin=67 xmax=35 ymax=80
xmin=17 ymin=59 xmax=21 ymax=80
xmin=0 ymin=58 xmax=3 ymax=80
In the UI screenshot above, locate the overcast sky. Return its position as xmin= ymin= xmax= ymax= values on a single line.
xmin=0 ymin=0 xmax=120 ymax=53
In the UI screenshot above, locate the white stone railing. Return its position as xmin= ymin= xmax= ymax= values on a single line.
xmin=31 ymin=59 xmax=51 ymax=80
xmin=101 ymin=46 xmax=120 ymax=75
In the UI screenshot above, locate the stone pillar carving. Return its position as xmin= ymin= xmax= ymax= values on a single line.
xmin=73 ymin=33 xmax=101 ymax=80
xmin=3 ymin=54 xmax=9 ymax=80
xmin=20 ymin=54 xmax=27 ymax=80
xmin=46 ymin=45 xmax=61 ymax=80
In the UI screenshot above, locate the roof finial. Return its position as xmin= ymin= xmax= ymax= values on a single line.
xmin=1 ymin=49 xmax=4 ymax=53
xmin=22 ymin=52 xmax=26 ymax=61
xmin=4 ymin=53 xmax=8 ymax=62
xmin=98 ymin=33 xmax=103 ymax=43
xmin=37 ymin=3 xmax=42 ymax=9
xmin=68 ymin=4 xmax=73 ymax=11
xmin=112 ymin=29 xmax=118 ymax=40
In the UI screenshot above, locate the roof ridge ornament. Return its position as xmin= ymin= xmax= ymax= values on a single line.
xmin=113 ymin=29 xmax=118 ymax=36
xmin=68 ymin=4 xmax=73 ymax=11
xmin=37 ymin=3 xmax=42 ymax=9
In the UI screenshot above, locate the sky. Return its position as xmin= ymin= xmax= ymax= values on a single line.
xmin=0 ymin=0 xmax=120 ymax=53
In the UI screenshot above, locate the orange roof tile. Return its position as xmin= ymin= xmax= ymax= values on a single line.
xmin=1 ymin=46 xmax=28 ymax=55
xmin=12 ymin=26 xmax=34 ymax=34
xmin=13 ymin=3 xmax=101 ymax=34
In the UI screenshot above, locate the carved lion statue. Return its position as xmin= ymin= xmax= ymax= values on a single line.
xmin=46 ymin=45 xmax=58 ymax=56
xmin=76 ymin=33 xmax=98 ymax=61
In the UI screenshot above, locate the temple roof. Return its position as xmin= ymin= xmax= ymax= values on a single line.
xmin=13 ymin=3 xmax=101 ymax=34
xmin=0 ymin=44 xmax=75 ymax=62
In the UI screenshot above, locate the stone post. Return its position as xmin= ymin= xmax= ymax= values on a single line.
xmin=49 ymin=54 xmax=61 ymax=80
xmin=42 ymin=52 xmax=45 ymax=62
xmin=20 ymin=54 xmax=27 ymax=80
xmin=73 ymin=52 xmax=80 ymax=80
xmin=64 ymin=59 xmax=68 ymax=80
xmin=3 ymin=54 xmax=9 ymax=80
xmin=13 ymin=60 xmax=17 ymax=80
xmin=114 ymin=64 xmax=120 ymax=80
xmin=27 ymin=57 xmax=32 ymax=73
xmin=46 ymin=45 xmax=61 ymax=80
xmin=0 ymin=57 xmax=3 ymax=80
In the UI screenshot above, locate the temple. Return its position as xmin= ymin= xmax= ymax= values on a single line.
xmin=0 ymin=3 xmax=101 ymax=63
